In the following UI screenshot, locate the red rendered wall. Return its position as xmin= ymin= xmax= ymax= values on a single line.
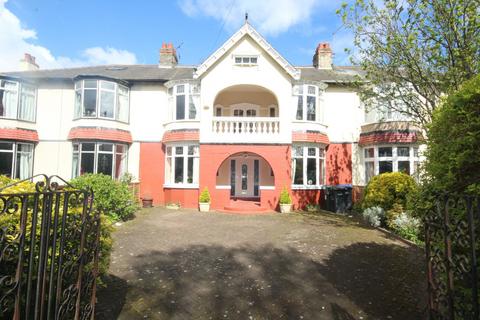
xmin=164 ymin=188 xmax=199 ymax=208
xmin=139 ymin=142 xmax=165 ymax=205
xmin=291 ymin=189 xmax=325 ymax=210
xmin=199 ymin=144 xmax=292 ymax=210
xmin=326 ymin=143 xmax=352 ymax=185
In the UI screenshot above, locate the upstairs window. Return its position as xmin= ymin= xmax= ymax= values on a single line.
xmin=167 ymin=83 xmax=199 ymax=121
xmin=293 ymin=84 xmax=318 ymax=121
xmin=74 ymin=79 xmax=129 ymax=122
xmin=0 ymin=79 xmax=36 ymax=122
xmin=234 ymin=55 xmax=258 ymax=66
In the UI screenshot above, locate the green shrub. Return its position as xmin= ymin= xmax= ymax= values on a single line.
xmin=362 ymin=172 xmax=418 ymax=212
xmin=279 ymin=187 xmax=292 ymax=204
xmin=199 ymin=187 xmax=211 ymax=203
xmin=70 ymin=173 xmax=139 ymax=221
xmin=389 ymin=211 xmax=422 ymax=244
xmin=361 ymin=206 xmax=385 ymax=227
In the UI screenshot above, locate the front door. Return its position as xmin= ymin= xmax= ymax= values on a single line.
xmin=230 ymin=157 xmax=259 ymax=198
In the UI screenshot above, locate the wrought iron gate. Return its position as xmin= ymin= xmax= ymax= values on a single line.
xmin=424 ymin=195 xmax=480 ymax=319
xmin=0 ymin=175 xmax=101 ymax=320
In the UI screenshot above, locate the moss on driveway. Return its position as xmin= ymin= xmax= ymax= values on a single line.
xmin=96 ymin=209 xmax=426 ymax=320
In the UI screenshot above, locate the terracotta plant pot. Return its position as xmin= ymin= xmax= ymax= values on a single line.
xmin=142 ymin=196 xmax=153 ymax=208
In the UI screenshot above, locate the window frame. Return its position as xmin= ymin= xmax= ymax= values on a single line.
xmin=363 ymin=145 xmax=420 ymax=183
xmin=167 ymin=83 xmax=200 ymax=121
xmin=0 ymin=141 xmax=34 ymax=179
xmin=293 ymin=84 xmax=319 ymax=122
xmin=72 ymin=141 xmax=128 ymax=179
xmin=233 ymin=55 xmax=259 ymax=66
xmin=0 ymin=79 xmax=37 ymax=123
xmin=164 ymin=143 xmax=199 ymax=188
xmin=291 ymin=144 xmax=326 ymax=189
xmin=73 ymin=79 xmax=130 ymax=123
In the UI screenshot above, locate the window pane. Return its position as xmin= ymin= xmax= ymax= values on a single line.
xmin=307 ymin=158 xmax=317 ymax=185
xmin=116 ymin=144 xmax=125 ymax=154
xmin=19 ymin=84 xmax=35 ymax=121
xmin=379 ymin=161 xmax=393 ymax=174
xmin=364 ymin=148 xmax=374 ymax=158
xmin=82 ymin=143 xmax=95 ymax=151
xmin=83 ymin=89 xmax=97 ymax=117
xmin=101 ymin=81 xmax=115 ymax=90
xmin=0 ymin=143 xmax=13 ymax=150
xmin=306 ymin=96 xmax=316 ymax=121
xmin=174 ymin=157 xmax=184 ymax=183
xmin=165 ymin=157 xmax=172 ymax=183
xmin=293 ymin=158 xmax=303 ymax=184
xmin=175 ymin=146 xmax=183 ymax=155
xmin=293 ymin=146 xmax=303 ymax=157
xmin=242 ymin=57 xmax=249 ymax=63
xmin=235 ymin=57 xmax=241 ymax=64
xmin=319 ymin=148 xmax=325 ymax=158
xmin=74 ymin=90 xmax=82 ymax=118
xmin=296 ymin=96 xmax=303 ymax=120
xmin=188 ymin=146 xmax=195 ymax=155
xmin=413 ymin=147 xmax=419 ymax=157
xmin=398 ymin=161 xmax=410 ymax=174
xmin=269 ymin=108 xmax=275 ymax=117
xmin=117 ymin=86 xmax=129 ymax=122
xmin=0 ymin=152 xmax=13 ymax=177
xmin=187 ymin=157 xmax=194 ymax=183
xmin=308 ymin=148 xmax=316 ymax=156
xmin=307 ymin=86 xmax=316 ymax=95
xmin=378 ymin=147 xmax=392 ymax=157
xmin=176 ymin=95 xmax=185 ymax=120
xmin=99 ymin=143 xmax=113 ymax=152
xmin=72 ymin=152 xmax=79 ymax=178
xmin=250 ymin=57 xmax=257 ymax=64
xmin=16 ymin=145 xmax=33 ymax=179
xmin=83 ymin=80 xmax=97 ymax=89
xmin=1 ymin=81 xmax=18 ymax=118
xmin=188 ymin=95 xmax=197 ymax=119
xmin=80 ymin=153 xmax=95 ymax=175
xmin=115 ymin=150 xmax=126 ymax=179
xmin=166 ymin=146 xmax=172 ymax=156
xmin=100 ymin=90 xmax=114 ymax=118
xmin=397 ymin=147 xmax=410 ymax=157
xmin=176 ymin=85 xmax=185 ymax=94
xmin=97 ymin=153 xmax=113 ymax=176
xmin=365 ymin=161 xmax=375 ymax=183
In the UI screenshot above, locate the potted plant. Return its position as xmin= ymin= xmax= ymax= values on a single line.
xmin=279 ymin=187 xmax=292 ymax=213
xmin=141 ymin=194 xmax=153 ymax=208
xmin=199 ymin=187 xmax=211 ymax=212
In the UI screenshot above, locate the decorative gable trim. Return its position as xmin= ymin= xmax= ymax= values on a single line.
xmin=194 ymin=23 xmax=300 ymax=80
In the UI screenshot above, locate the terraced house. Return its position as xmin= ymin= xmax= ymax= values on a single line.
xmin=0 ymin=22 xmax=424 ymax=212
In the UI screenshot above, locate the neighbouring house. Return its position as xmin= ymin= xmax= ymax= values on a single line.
xmin=0 ymin=22 xmax=424 ymax=211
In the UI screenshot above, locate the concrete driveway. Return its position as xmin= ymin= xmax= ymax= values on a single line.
xmin=96 ymin=208 xmax=426 ymax=320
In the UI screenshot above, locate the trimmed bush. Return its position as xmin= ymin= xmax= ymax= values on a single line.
xmin=70 ymin=173 xmax=139 ymax=221
xmin=279 ymin=187 xmax=292 ymax=204
xmin=362 ymin=206 xmax=385 ymax=227
xmin=362 ymin=172 xmax=418 ymax=212
xmin=199 ymin=187 xmax=211 ymax=203
xmin=389 ymin=212 xmax=422 ymax=244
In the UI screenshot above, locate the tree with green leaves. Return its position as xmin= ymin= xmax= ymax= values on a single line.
xmin=339 ymin=0 xmax=480 ymax=129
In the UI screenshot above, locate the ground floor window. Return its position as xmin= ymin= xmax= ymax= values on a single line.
xmin=0 ymin=142 xmax=34 ymax=179
xmin=364 ymin=145 xmax=420 ymax=183
xmin=72 ymin=142 xmax=127 ymax=179
xmin=165 ymin=144 xmax=199 ymax=186
xmin=292 ymin=144 xmax=325 ymax=187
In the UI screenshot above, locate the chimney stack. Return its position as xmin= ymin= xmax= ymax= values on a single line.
xmin=20 ymin=53 xmax=39 ymax=71
xmin=313 ymin=43 xmax=333 ymax=70
xmin=159 ymin=42 xmax=178 ymax=67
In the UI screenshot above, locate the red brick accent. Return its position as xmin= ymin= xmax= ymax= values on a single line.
xmin=326 ymin=143 xmax=352 ymax=185
xmin=292 ymin=131 xmax=329 ymax=144
xmin=68 ymin=127 xmax=132 ymax=143
xmin=162 ymin=130 xmax=199 ymax=143
xmin=0 ymin=128 xmax=39 ymax=142
xmin=359 ymin=131 xmax=420 ymax=146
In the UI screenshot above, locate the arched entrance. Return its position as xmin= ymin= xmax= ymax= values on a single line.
xmin=216 ymin=152 xmax=274 ymax=199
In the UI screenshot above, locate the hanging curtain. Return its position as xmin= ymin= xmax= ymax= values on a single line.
xmin=19 ymin=84 xmax=35 ymax=121
xmin=4 ymin=81 xmax=18 ymax=118
xmin=16 ymin=144 xmax=33 ymax=179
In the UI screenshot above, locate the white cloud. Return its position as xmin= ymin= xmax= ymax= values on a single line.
xmin=0 ymin=0 xmax=137 ymax=72
xmin=178 ymin=0 xmax=332 ymax=36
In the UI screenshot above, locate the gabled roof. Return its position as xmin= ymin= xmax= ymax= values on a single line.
xmin=194 ymin=22 xmax=300 ymax=80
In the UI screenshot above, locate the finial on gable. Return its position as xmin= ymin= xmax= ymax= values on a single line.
xmin=245 ymin=12 xmax=248 ymax=23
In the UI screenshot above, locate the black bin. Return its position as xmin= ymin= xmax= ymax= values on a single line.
xmin=323 ymin=185 xmax=353 ymax=213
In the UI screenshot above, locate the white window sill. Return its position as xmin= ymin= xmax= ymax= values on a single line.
xmin=215 ymin=185 xmax=231 ymax=190
xmin=163 ymin=184 xmax=199 ymax=189
xmin=291 ymin=185 xmax=325 ymax=190
xmin=259 ymin=186 xmax=275 ymax=190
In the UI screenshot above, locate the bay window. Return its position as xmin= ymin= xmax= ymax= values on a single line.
xmin=292 ymin=145 xmax=325 ymax=188
xmin=74 ymin=79 xmax=129 ymax=122
xmin=0 ymin=142 xmax=34 ymax=179
xmin=165 ymin=144 xmax=199 ymax=186
xmin=363 ymin=145 xmax=420 ymax=183
xmin=167 ymin=83 xmax=199 ymax=121
xmin=0 ymin=79 xmax=36 ymax=122
xmin=293 ymin=84 xmax=319 ymax=121
xmin=72 ymin=142 xmax=127 ymax=179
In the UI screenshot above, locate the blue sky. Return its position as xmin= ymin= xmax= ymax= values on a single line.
xmin=0 ymin=0 xmax=353 ymax=71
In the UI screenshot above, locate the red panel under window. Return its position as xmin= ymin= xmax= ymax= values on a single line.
xmin=162 ymin=130 xmax=199 ymax=143
xmin=292 ymin=131 xmax=329 ymax=144
xmin=359 ymin=131 xmax=421 ymax=146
